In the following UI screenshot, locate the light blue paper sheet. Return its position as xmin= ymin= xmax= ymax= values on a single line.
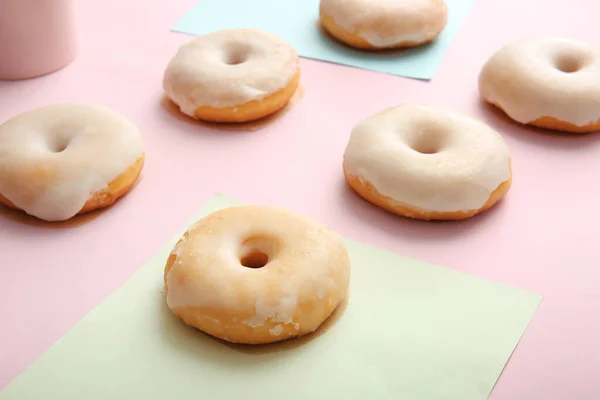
xmin=172 ymin=0 xmax=476 ymax=80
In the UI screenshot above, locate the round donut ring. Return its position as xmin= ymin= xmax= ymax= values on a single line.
xmin=164 ymin=205 xmax=351 ymax=345
xmin=163 ymin=29 xmax=300 ymax=123
xmin=319 ymin=0 xmax=448 ymax=50
xmin=343 ymin=104 xmax=512 ymax=221
xmin=479 ymin=37 xmax=600 ymax=133
xmin=0 ymin=103 xmax=144 ymax=222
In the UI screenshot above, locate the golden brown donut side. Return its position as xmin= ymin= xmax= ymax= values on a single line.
xmin=343 ymin=162 xmax=513 ymax=221
xmin=318 ymin=3 xmax=447 ymax=51
xmin=319 ymin=11 xmax=428 ymax=50
xmin=487 ymin=101 xmax=600 ymax=133
xmin=0 ymin=155 xmax=145 ymax=217
xmin=190 ymin=70 xmax=301 ymax=123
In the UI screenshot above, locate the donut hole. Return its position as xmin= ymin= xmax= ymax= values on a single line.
xmin=238 ymin=234 xmax=278 ymax=269
xmin=411 ymin=138 xmax=441 ymax=154
xmin=52 ymin=141 xmax=69 ymax=153
xmin=554 ymin=54 xmax=585 ymax=73
xmin=223 ymin=46 xmax=250 ymax=66
xmin=240 ymin=250 xmax=269 ymax=269
xmin=225 ymin=52 xmax=247 ymax=65
xmin=48 ymin=137 xmax=71 ymax=153
xmin=407 ymin=126 xmax=447 ymax=155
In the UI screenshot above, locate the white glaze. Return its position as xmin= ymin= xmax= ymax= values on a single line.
xmin=320 ymin=0 xmax=447 ymax=47
xmin=360 ymin=31 xmax=432 ymax=48
xmin=479 ymin=37 xmax=600 ymax=127
xmin=163 ymin=29 xmax=299 ymax=116
xmin=0 ymin=103 xmax=144 ymax=221
xmin=165 ymin=206 xmax=350 ymax=333
xmin=343 ymin=104 xmax=511 ymax=213
xmin=241 ymin=295 xmax=297 ymax=328
xmin=269 ymin=325 xmax=284 ymax=336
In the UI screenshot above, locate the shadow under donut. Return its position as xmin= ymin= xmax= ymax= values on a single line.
xmin=337 ymin=176 xmax=508 ymax=241
xmin=0 ymin=204 xmax=104 ymax=228
xmin=313 ymin=19 xmax=437 ymax=63
xmin=160 ymin=291 xmax=350 ymax=357
xmin=160 ymin=85 xmax=304 ymax=133
xmin=224 ymin=295 xmax=349 ymax=355
xmin=0 ymin=176 xmax=142 ymax=229
xmin=477 ymin=98 xmax=600 ymax=150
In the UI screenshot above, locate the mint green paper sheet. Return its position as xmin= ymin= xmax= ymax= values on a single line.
xmin=171 ymin=0 xmax=475 ymax=80
xmin=0 ymin=194 xmax=542 ymax=400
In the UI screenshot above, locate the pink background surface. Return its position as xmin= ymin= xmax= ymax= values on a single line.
xmin=0 ymin=0 xmax=599 ymax=398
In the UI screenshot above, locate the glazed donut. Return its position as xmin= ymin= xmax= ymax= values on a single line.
xmin=0 ymin=103 xmax=144 ymax=222
xmin=319 ymin=0 xmax=448 ymax=50
xmin=343 ymin=104 xmax=512 ymax=221
xmin=163 ymin=29 xmax=300 ymax=123
xmin=479 ymin=37 xmax=600 ymax=133
xmin=164 ymin=205 xmax=351 ymax=345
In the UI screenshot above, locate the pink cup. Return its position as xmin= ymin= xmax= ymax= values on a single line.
xmin=0 ymin=0 xmax=77 ymax=80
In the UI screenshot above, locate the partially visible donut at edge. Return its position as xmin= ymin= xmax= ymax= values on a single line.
xmin=319 ymin=0 xmax=448 ymax=50
xmin=479 ymin=37 xmax=600 ymax=133
xmin=163 ymin=29 xmax=301 ymax=123
xmin=0 ymin=103 xmax=144 ymax=222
